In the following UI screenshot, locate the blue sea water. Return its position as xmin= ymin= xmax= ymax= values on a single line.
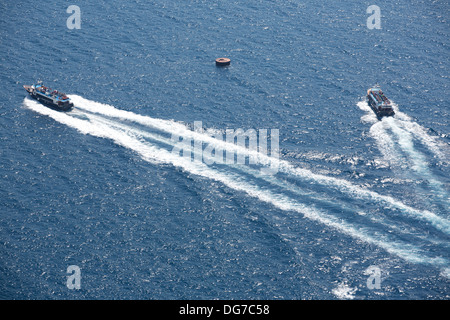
xmin=0 ymin=0 xmax=449 ymax=299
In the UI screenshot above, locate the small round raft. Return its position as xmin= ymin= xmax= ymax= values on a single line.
xmin=215 ymin=57 xmax=231 ymax=66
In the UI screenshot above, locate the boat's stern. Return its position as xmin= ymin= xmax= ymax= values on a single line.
xmin=366 ymin=86 xmax=395 ymax=118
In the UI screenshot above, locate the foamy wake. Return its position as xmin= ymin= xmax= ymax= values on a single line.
xmin=23 ymin=97 xmax=450 ymax=273
xmin=359 ymin=101 xmax=449 ymax=162
xmin=358 ymin=101 xmax=449 ymax=205
xmin=70 ymin=95 xmax=450 ymax=234
xmin=332 ymin=282 xmax=358 ymax=300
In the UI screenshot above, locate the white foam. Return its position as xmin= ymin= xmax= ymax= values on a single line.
xmin=360 ymin=100 xmax=449 ymax=162
xmin=395 ymin=115 xmax=449 ymax=162
xmin=369 ymin=120 xmax=406 ymax=168
xmin=69 ymin=96 xmax=450 ymax=234
xmin=440 ymin=268 xmax=450 ymax=279
xmin=386 ymin=117 xmax=448 ymax=198
xmin=86 ymin=113 xmax=450 ymax=246
xmin=362 ymin=107 xmax=449 ymax=204
xmin=332 ymin=282 xmax=357 ymax=300
xmin=24 ymin=98 xmax=450 ymax=268
xmin=359 ymin=100 xmax=450 ymax=219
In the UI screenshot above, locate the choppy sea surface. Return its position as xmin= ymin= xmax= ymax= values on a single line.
xmin=0 ymin=0 xmax=449 ymax=299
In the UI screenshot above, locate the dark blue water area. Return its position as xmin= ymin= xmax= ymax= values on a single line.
xmin=1 ymin=1 xmax=449 ymax=299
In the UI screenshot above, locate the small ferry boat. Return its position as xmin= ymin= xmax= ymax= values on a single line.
xmin=366 ymin=86 xmax=395 ymax=118
xmin=23 ymin=82 xmax=73 ymax=111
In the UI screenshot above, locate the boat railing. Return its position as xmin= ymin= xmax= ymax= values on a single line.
xmin=35 ymin=86 xmax=69 ymax=100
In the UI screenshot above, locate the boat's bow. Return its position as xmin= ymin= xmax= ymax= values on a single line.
xmin=23 ymin=85 xmax=33 ymax=93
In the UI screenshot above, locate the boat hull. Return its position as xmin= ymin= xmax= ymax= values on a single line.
xmin=366 ymin=86 xmax=395 ymax=119
xmin=23 ymin=85 xmax=73 ymax=112
xmin=367 ymin=95 xmax=395 ymax=118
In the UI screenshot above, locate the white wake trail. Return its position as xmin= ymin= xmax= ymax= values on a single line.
xmin=358 ymin=100 xmax=449 ymax=163
xmin=369 ymin=120 xmax=405 ymax=168
xmin=386 ymin=117 xmax=449 ymax=201
xmin=392 ymin=105 xmax=449 ymax=162
xmin=85 ymin=112 xmax=450 ymax=247
xmin=71 ymin=95 xmax=450 ymax=234
xmin=359 ymin=100 xmax=449 ymax=205
xmin=23 ymin=98 xmax=450 ymax=270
